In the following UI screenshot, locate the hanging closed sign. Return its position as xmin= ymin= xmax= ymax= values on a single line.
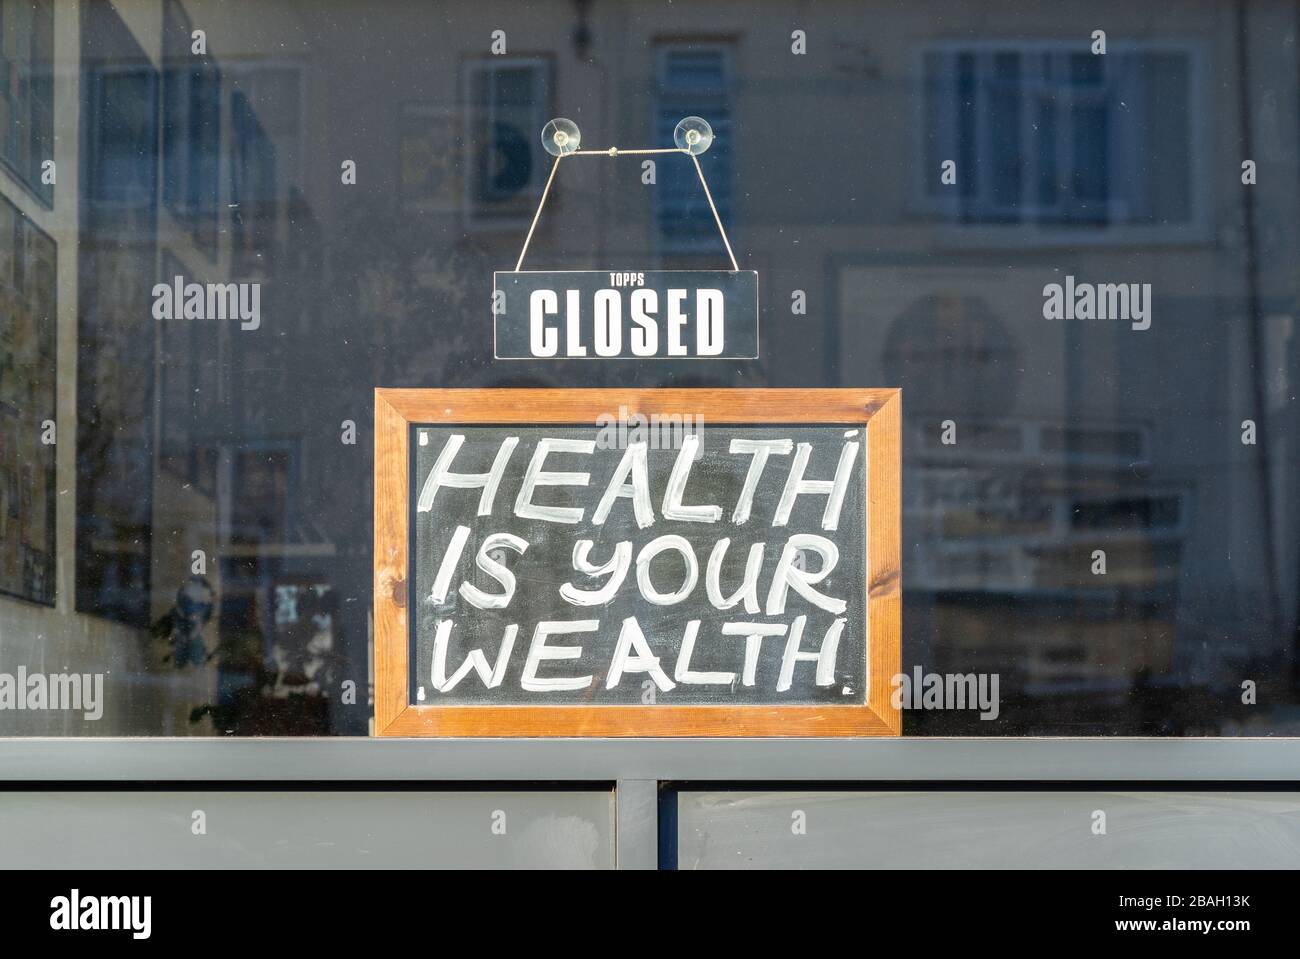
xmin=493 ymin=270 xmax=759 ymax=359
xmin=493 ymin=116 xmax=760 ymax=360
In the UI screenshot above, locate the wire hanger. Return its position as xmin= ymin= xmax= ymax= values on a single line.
xmin=514 ymin=116 xmax=739 ymax=273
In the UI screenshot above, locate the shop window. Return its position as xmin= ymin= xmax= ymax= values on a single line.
xmin=3 ymin=0 xmax=1296 ymax=742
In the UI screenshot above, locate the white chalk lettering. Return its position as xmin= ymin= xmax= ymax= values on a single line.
xmin=605 ymin=616 xmax=676 ymax=690
xmin=636 ymin=535 xmax=699 ymax=605
xmin=773 ymin=440 xmax=859 ymax=530
xmin=592 ymin=441 xmax=655 ymax=528
xmin=432 ymin=620 xmax=518 ymax=691
xmin=705 ymin=538 xmax=765 ymax=613
xmin=459 ymin=532 xmax=529 ymax=610
xmin=721 ymin=622 xmax=789 ymax=686
xmin=662 ymin=434 xmax=722 ymax=523
xmin=515 ymin=438 xmax=596 ymax=524
xmin=673 ymin=620 xmax=735 ymax=685
xmin=765 ymin=534 xmax=846 ymax=615
xmin=429 ymin=525 xmax=471 ymax=604
xmin=417 ymin=434 xmax=518 ymax=515
xmin=560 ymin=540 xmax=632 ymax=606
xmin=729 ymin=438 xmax=793 ymax=524
xmin=775 ymin=615 xmax=845 ymax=692
xmin=521 ymin=620 xmax=598 ymax=691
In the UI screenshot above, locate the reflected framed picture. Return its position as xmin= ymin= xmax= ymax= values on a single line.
xmin=460 ymin=55 xmax=553 ymax=230
xmin=0 ymin=194 xmax=56 ymax=606
xmin=398 ymin=102 xmax=461 ymax=214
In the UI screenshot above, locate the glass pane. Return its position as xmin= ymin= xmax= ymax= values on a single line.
xmin=0 ymin=0 xmax=1296 ymax=737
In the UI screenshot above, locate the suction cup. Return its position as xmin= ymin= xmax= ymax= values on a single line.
xmin=674 ymin=116 xmax=714 ymax=155
xmin=542 ymin=117 xmax=581 ymax=156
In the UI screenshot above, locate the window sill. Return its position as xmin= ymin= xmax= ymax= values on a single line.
xmin=0 ymin=737 xmax=1294 ymax=782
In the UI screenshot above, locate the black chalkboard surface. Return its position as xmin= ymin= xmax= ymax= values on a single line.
xmin=409 ymin=424 xmax=867 ymax=706
xmin=373 ymin=388 xmax=899 ymax=738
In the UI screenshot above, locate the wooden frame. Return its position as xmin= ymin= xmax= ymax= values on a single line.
xmin=374 ymin=388 xmax=901 ymax=737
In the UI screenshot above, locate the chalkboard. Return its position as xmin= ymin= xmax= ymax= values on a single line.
xmin=374 ymin=389 xmax=900 ymax=737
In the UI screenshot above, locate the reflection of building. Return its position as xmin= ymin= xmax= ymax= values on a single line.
xmin=1 ymin=0 xmax=1298 ymax=735
xmin=907 ymin=419 xmax=1185 ymax=694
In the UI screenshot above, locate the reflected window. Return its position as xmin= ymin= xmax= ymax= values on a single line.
xmin=922 ymin=43 xmax=1200 ymax=230
xmin=230 ymin=90 xmax=278 ymax=275
xmin=75 ymin=0 xmax=158 ymax=627
xmin=162 ymin=0 xmax=220 ymax=254
xmin=0 ymin=0 xmax=53 ymax=207
xmin=654 ymin=44 xmax=733 ymax=255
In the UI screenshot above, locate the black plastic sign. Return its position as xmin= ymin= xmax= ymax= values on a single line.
xmin=493 ymin=270 xmax=759 ymax=360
